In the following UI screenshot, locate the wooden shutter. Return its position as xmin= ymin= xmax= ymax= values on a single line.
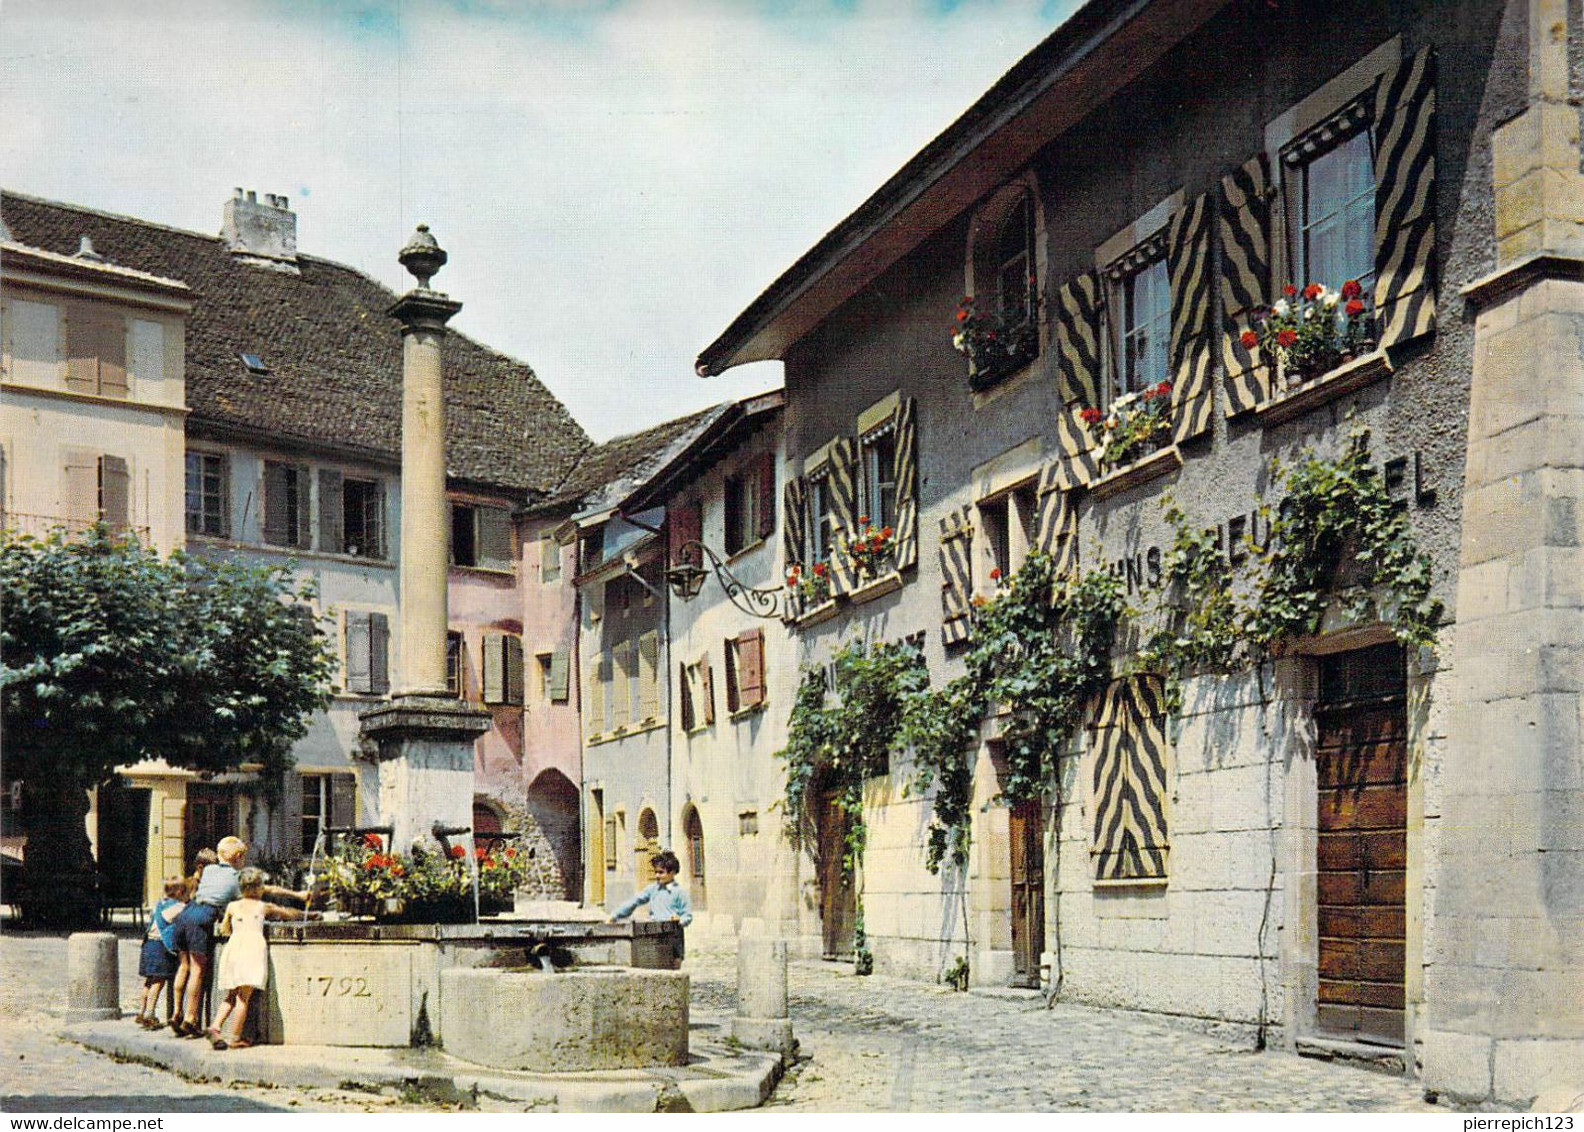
xmin=679 ymin=663 xmax=695 ymax=731
xmin=724 ymin=639 xmax=741 ymax=713
xmin=1051 ymin=272 xmax=1104 ymax=489
xmin=1219 ymin=154 xmax=1274 ymax=415
xmin=700 ymin=656 xmax=716 ymax=724
xmin=893 ymin=397 xmax=920 ymax=571
xmin=63 ymin=449 xmax=97 ymax=528
xmin=1372 ymin=46 xmax=1437 ymax=348
xmin=369 ymin=612 xmax=390 ymax=695
xmin=612 ymin=640 xmax=634 ymax=728
xmin=98 ymin=455 xmax=130 ymax=531
xmin=548 ymin=648 xmax=570 ymax=702
xmin=638 ymin=631 xmax=660 ymax=721
xmin=478 ymin=507 xmax=514 ymax=572
xmin=827 ymin=437 xmax=860 ymax=596
xmin=1166 ymin=192 xmax=1215 ymax=444
xmin=318 ymin=469 xmax=344 ymax=553
xmin=1033 ymin=461 xmax=1078 ymax=583
xmin=483 ymin=632 xmax=505 ymax=704
xmin=755 ymin=453 xmax=777 ymax=541
xmin=64 ymin=305 xmax=97 ymax=394
xmin=541 ymin=534 xmax=562 ymax=582
xmin=781 ymin=475 xmax=808 ymax=618
xmin=939 ymin=506 xmax=974 ymax=646
xmin=263 ymin=463 xmax=290 ymax=545
xmin=1090 ymin=676 xmax=1171 ymax=881
xmin=330 ymin=773 xmax=357 ymax=827
xmin=345 ymin=611 xmax=372 ymax=694
xmin=505 ymin=635 xmax=525 ymax=706
xmin=97 ymin=315 xmax=127 ymax=398
xmin=669 ymin=499 xmax=702 ymax=567
xmin=295 ymin=466 xmax=312 ymax=548
xmin=736 ymin=629 xmax=765 ymax=708
xmin=587 ymin=653 xmax=608 ymax=733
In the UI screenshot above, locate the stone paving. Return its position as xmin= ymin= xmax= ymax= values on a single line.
xmin=1 ymin=926 xmax=1443 ymax=1112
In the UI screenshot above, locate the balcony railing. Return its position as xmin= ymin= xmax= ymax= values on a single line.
xmin=1 ymin=513 xmax=152 ymax=542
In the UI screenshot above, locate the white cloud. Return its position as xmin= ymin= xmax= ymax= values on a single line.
xmin=0 ymin=0 xmax=1073 ymax=440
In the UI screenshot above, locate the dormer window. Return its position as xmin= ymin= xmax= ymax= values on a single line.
xmin=239 ymin=352 xmax=269 ymax=374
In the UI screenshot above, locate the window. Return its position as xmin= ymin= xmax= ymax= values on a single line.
xmin=603 ymin=816 xmax=618 ymax=871
xmin=482 ymin=633 xmax=525 ymax=706
xmin=300 ymin=772 xmax=355 ymax=856
xmin=446 ymin=631 xmax=465 ymax=698
xmin=613 ymin=640 xmax=636 ymax=728
xmin=724 ymin=454 xmax=775 ymax=556
xmin=262 ymin=461 xmax=310 ymax=548
xmin=1295 ymin=126 xmax=1376 ymax=293
xmin=995 ymin=193 xmax=1036 ymax=329
xmin=452 ymin=502 xmax=513 ymax=571
xmin=342 ymin=477 xmax=384 ymax=559
xmin=724 ymin=629 xmax=766 ymax=714
xmin=580 ymin=527 xmax=605 ymax=574
xmin=239 ymin=352 xmax=269 ymax=374
xmin=860 ymin=429 xmax=898 ymax=533
xmin=65 ymin=303 xmax=127 ymax=398
xmin=536 ymin=649 xmax=570 ymax=703
xmin=343 ymin=610 xmax=390 ymax=695
xmin=1118 ymin=256 xmax=1171 ymax=399
xmin=679 ymin=656 xmax=714 ymax=732
xmin=185 ymin=451 xmax=228 ymax=537
xmin=738 ymin=811 xmax=759 ymax=837
xmin=808 ymin=474 xmax=835 ymax=565
xmin=537 ymin=653 xmax=554 ymax=701
xmin=541 ymin=534 xmax=562 ymax=583
xmin=1090 ymin=676 xmax=1171 ymax=882
xmin=978 ymin=483 xmax=1036 ymax=589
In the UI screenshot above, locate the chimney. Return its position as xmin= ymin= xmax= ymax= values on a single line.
xmin=221 ymin=187 xmax=297 ymax=263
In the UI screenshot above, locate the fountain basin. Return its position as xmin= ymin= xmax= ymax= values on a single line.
xmin=257 ymin=920 xmax=682 ymax=1048
xmin=441 ymin=967 xmax=689 ymax=1071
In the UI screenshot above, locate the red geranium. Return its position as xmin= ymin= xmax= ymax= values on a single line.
xmin=449 ymin=845 xmax=466 ymax=860
xmin=1277 ymin=328 xmax=1299 ymax=348
xmin=880 ymin=527 xmax=893 ymax=540
xmin=1303 ymin=282 xmax=1323 ymax=300
xmin=1080 ymin=406 xmax=1103 ymax=425
xmin=1345 ymin=299 xmax=1365 ymax=316
xmin=504 ymin=848 xmax=517 ymax=859
xmin=1240 ymin=330 xmax=1259 ymax=349
xmin=989 ymin=568 xmax=1002 ymax=581
xmin=812 ymin=562 xmax=828 ymax=578
xmin=1153 ymin=381 xmax=1172 ymax=398
xmin=1283 ymin=284 xmax=1298 ymax=297
xmin=1340 ymin=279 xmax=1362 ymax=301
xmin=363 ymin=833 xmax=383 ymax=850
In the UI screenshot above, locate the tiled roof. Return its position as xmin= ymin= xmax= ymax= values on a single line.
xmin=535 ymin=404 xmax=727 ymax=513
xmin=1 ymin=191 xmax=591 ymax=496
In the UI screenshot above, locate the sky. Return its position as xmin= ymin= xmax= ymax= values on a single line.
xmin=0 ymin=0 xmax=1079 ymax=442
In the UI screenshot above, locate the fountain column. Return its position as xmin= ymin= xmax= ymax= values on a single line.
xmin=358 ymin=225 xmax=489 ymax=852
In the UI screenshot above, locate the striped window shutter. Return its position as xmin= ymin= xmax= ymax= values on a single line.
xmin=369 ymin=612 xmax=390 ymax=695
xmin=98 ymin=455 xmax=130 ymax=531
xmin=1033 ymin=462 xmax=1078 ymax=583
xmin=318 ymin=469 xmax=344 ymax=552
xmin=827 ymin=437 xmax=860 ymax=596
xmin=483 ymin=633 xmax=505 ymax=704
xmin=638 ymin=631 xmax=660 ymax=721
xmin=1372 ymin=46 xmax=1436 ymax=348
xmin=893 ymin=397 xmax=920 ymax=571
xmin=938 ymin=506 xmax=974 ymax=646
xmin=1166 ymin=192 xmax=1215 ymax=444
xmin=505 ymin=635 xmax=525 ymax=706
xmin=700 ymin=656 xmax=716 ymax=724
xmin=781 ymin=475 xmax=808 ymax=618
xmin=1218 ymin=154 xmax=1274 ymax=415
xmin=345 ymin=611 xmax=371 ymax=694
xmin=736 ymin=629 xmax=765 ymax=708
xmin=1090 ymin=675 xmax=1171 ymax=882
xmin=1051 ymin=271 xmax=1104 ymax=489
xmin=548 ymin=648 xmax=570 ymax=702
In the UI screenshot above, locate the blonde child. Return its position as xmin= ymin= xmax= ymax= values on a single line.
xmin=208 ymin=866 xmax=319 ymax=1050
xmin=133 ymin=877 xmax=187 ymax=1029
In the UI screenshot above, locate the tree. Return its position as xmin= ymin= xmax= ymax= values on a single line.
xmin=1 ymin=525 xmax=336 ymax=928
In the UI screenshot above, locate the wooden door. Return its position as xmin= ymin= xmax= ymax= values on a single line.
xmin=588 ymin=791 xmax=605 ymax=905
xmin=1316 ymin=646 xmax=1407 ymax=1047
xmin=1009 ymin=799 xmax=1045 ymax=987
xmin=182 ymin=783 xmax=235 ymax=871
xmin=683 ymin=807 xmax=706 ymax=911
xmin=815 ymin=784 xmax=856 ymax=959
xmin=97 ymin=782 xmax=151 ymax=906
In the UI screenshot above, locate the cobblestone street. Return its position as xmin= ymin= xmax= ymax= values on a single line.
xmin=0 ymin=929 xmax=1439 ymax=1113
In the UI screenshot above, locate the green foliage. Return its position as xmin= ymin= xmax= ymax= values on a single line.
xmin=853 ymin=910 xmax=874 ymax=976
xmin=943 ymin=954 xmax=970 ymax=992
xmin=1 ymin=524 xmax=337 ymax=927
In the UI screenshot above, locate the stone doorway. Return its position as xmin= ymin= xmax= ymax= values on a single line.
xmin=813 ymin=777 xmax=856 ymax=960
xmin=1314 ymin=643 xmax=1408 ymax=1047
xmin=1009 ymin=798 xmax=1045 ymax=988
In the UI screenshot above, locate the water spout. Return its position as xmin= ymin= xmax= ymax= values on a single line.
xmin=537 ymin=954 xmax=555 ymax=974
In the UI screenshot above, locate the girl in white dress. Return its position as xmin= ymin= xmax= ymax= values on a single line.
xmin=210 ymin=867 xmax=317 ymax=1050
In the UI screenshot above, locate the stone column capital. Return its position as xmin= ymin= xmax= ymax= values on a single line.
xmin=387 ymin=289 xmax=463 ymax=334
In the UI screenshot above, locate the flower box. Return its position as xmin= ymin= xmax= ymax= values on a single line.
xmin=1088 ymin=444 xmax=1183 ymax=500
xmin=1255 ymin=349 xmax=1393 ymax=428
xmin=849 ymin=570 xmax=903 ymax=605
xmin=952 ymin=296 xmax=1038 ymax=391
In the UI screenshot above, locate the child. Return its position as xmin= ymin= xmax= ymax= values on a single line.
xmin=208 ymin=867 xmax=318 ymax=1050
xmin=169 ymin=837 xmax=309 ymax=1038
xmin=184 ymin=848 xmax=218 ymax=901
xmin=609 ymin=849 xmax=693 ymax=965
xmin=134 ymin=877 xmax=187 ymax=1029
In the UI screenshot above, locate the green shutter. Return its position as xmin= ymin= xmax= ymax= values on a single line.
xmin=548 ymin=648 xmax=570 ymax=702
xmin=1166 ymin=192 xmax=1215 ymax=444
xmin=264 ymin=463 xmax=290 ymax=546
xmin=483 ymin=632 xmax=505 ymax=704
xmin=478 ymin=507 xmax=514 ymax=572
xmin=318 ymin=469 xmax=344 ymax=553
xmin=345 ymin=611 xmax=371 ymax=694
xmin=505 ymin=635 xmax=525 ymax=706
xmin=1372 ymin=46 xmax=1437 ymax=348
xmin=368 ymin=612 xmax=390 ymax=695
xmin=892 ymin=397 xmax=920 ymax=571
xmin=1218 ymin=154 xmax=1274 ymax=415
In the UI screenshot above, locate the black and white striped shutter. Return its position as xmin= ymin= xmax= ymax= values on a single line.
xmin=1033 ymin=461 xmax=1078 ymax=597
xmin=1166 ymin=192 xmax=1215 ymax=444
xmin=827 ymin=437 xmax=860 ymax=597
xmin=781 ymin=474 xmax=807 ymax=619
xmin=892 ymin=397 xmax=920 ymax=572
xmin=1051 ymin=270 xmax=1104 ymax=489
xmin=938 ymin=506 xmax=974 ymax=646
xmin=1372 ymin=46 xmax=1436 ymax=348
xmin=1218 ymin=154 xmax=1274 ymax=416
xmin=1090 ymin=675 xmax=1170 ymax=882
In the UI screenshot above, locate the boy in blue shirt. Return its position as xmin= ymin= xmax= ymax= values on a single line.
xmin=610 ymin=849 xmax=693 ymax=963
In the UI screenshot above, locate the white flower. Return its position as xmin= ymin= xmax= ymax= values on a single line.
xmin=952 ymin=333 xmax=965 ymax=352
xmin=1273 ymin=299 xmax=1290 ymax=317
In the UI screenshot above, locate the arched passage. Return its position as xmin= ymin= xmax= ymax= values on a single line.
xmin=525 ymin=769 xmax=581 ymax=901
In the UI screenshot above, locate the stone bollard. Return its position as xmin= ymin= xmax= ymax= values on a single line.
xmin=731 ymin=937 xmax=794 ymax=1057
xmin=66 ymin=932 xmax=121 ymax=1024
